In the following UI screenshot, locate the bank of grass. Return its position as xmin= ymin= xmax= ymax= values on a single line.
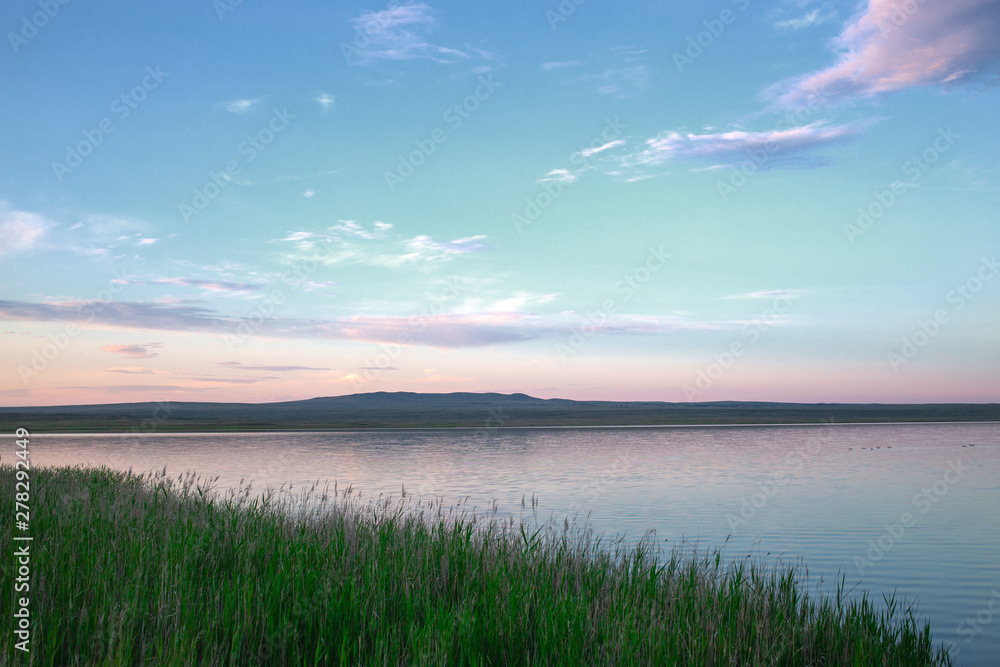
xmin=1 ymin=465 xmax=952 ymax=665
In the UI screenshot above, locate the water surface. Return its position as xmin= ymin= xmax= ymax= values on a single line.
xmin=30 ymin=422 xmax=1000 ymax=665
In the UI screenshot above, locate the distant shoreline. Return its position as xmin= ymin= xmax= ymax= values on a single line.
xmin=3 ymin=391 xmax=998 ymax=434
xmin=14 ymin=420 xmax=1000 ymax=436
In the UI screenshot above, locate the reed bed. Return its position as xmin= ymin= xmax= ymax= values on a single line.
xmin=1 ymin=465 xmax=952 ymax=665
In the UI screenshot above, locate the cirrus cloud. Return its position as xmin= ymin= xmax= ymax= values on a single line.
xmin=278 ymin=220 xmax=490 ymax=267
xmin=625 ymin=119 xmax=879 ymax=170
xmin=346 ymin=2 xmax=468 ymax=65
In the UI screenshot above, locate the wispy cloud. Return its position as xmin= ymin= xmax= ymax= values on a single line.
xmin=624 ymin=119 xmax=878 ymax=171
xmin=538 ymin=168 xmax=578 ymax=185
xmin=543 ymin=46 xmax=649 ymax=98
xmin=296 ymin=280 xmax=338 ymax=293
xmin=775 ymin=7 xmax=837 ymax=31
xmin=775 ymin=0 xmax=1000 ymax=106
xmin=1 ymin=300 xmax=227 ymax=331
xmin=283 ymin=221 xmax=392 ymax=247
xmin=313 ymin=93 xmax=335 ymax=113
xmin=539 ymin=60 xmax=582 ymax=71
xmin=0 ymin=204 xmax=51 ymax=254
xmin=333 ymin=220 xmax=393 ymax=240
xmin=278 ymin=221 xmax=489 ymax=267
xmin=219 ymin=98 xmax=263 ymax=114
xmin=720 ymin=289 xmax=804 ymax=300
xmin=593 ymin=50 xmax=650 ymax=98
xmin=451 ymin=292 xmax=559 ymax=314
xmin=101 ymin=342 xmax=163 ymax=359
xmin=72 ymin=384 xmax=187 ymax=394
xmin=59 ymin=214 xmax=158 ymax=257
xmin=569 ymin=0 xmax=997 ymax=185
xmin=217 ymin=361 xmax=329 ymax=372
xmin=184 ymin=376 xmax=273 ymax=385
xmin=113 ymin=277 xmax=262 ymax=295
xmin=579 ymin=139 xmax=626 ymax=159
xmin=402 ymin=235 xmax=490 ymax=262
xmin=0 ymin=299 xmax=793 ymax=350
xmin=537 ymin=139 xmax=630 ymax=185
xmin=0 ymin=208 xmax=161 ymax=261
xmin=347 ymin=2 xmax=468 ymax=65
xmin=200 ymin=262 xmax=250 ymax=273
xmin=76 ymin=214 xmax=147 ymax=238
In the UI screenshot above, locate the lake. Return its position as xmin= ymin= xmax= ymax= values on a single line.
xmin=31 ymin=422 xmax=1000 ymax=665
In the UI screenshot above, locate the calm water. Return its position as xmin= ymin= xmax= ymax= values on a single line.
xmin=28 ymin=423 xmax=1000 ymax=665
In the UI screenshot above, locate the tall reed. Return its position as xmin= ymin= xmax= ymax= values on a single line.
xmin=1 ymin=465 xmax=952 ymax=665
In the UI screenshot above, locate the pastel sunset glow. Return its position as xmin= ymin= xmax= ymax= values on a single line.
xmin=2 ymin=0 xmax=999 ymax=406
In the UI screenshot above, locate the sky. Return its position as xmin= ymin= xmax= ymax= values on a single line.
xmin=1 ymin=0 xmax=999 ymax=407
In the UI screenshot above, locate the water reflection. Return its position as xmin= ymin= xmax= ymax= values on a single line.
xmin=33 ymin=422 xmax=1000 ymax=664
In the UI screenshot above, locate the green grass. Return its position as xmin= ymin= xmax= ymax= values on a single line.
xmin=2 ymin=465 xmax=953 ymax=665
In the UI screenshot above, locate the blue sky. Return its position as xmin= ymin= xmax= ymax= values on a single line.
xmin=1 ymin=0 xmax=999 ymax=406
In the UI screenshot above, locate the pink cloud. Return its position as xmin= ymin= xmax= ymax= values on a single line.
xmin=777 ymin=0 xmax=1000 ymax=106
xmin=0 ymin=299 xmax=787 ymax=350
xmin=217 ymin=361 xmax=328 ymax=372
xmin=101 ymin=343 xmax=163 ymax=359
xmin=89 ymin=384 xmax=185 ymax=393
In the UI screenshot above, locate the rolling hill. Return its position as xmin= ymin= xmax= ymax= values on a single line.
xmin=1 ymin=391 xmax=998 ymax=432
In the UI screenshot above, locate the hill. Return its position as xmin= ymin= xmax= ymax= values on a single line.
xmin=1 ymin=391 xmax=998 ymax=432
